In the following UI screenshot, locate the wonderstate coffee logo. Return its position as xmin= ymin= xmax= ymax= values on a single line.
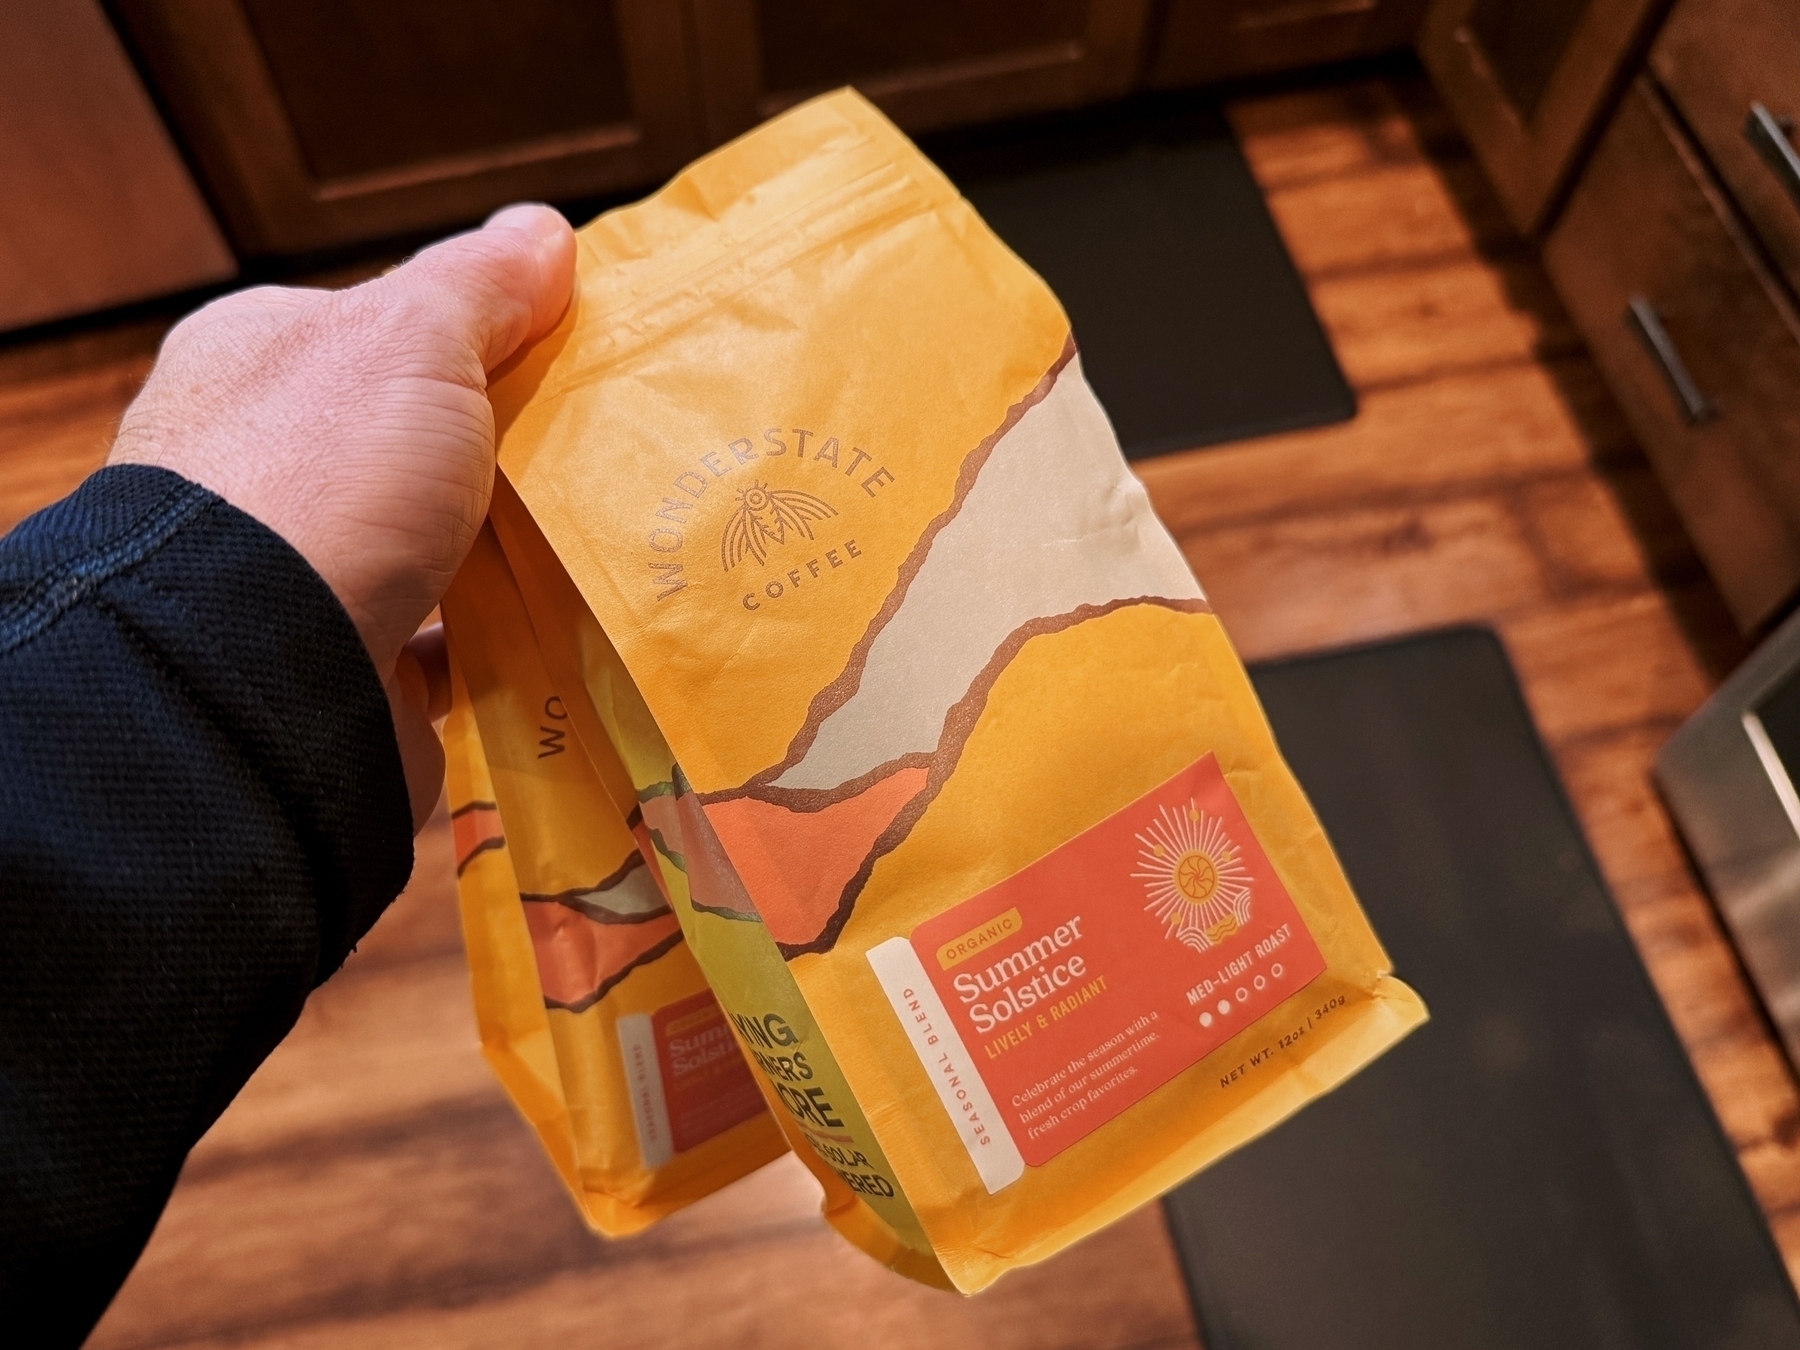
xmin=639 ymin=426 xmax=897 ymax=606
xmin=721 ymin=482 xmax=836 ymax=571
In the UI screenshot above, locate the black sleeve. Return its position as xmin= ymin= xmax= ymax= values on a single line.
xmin=0 ymin=465 xmax=415 ymax=1346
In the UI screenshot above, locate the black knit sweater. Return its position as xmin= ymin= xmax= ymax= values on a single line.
xmin=0 ymin=465 xmax=414 ymax=1345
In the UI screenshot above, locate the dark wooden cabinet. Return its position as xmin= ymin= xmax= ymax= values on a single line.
xmin=687 ymin=0 xmax=1153 ymax=143
xmin=1148 ymin=0 xmax=1428 ymax=88
xmin=1418 ymin=0 xmax=1668 ymax=234
xmin=1543 ymin=78 xmax=1800 ymax=630
xmin=1 ymin=0 xmax=1437 ymax=330
xmin=107 ymin=0 xmax=1164 ymax=254
xmin=110 ymin=0 xmax=700 ymax=256
xmin=1420 ymin=0 xmax=1800 ymax=630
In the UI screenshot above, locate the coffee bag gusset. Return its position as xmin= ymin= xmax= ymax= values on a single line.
xmin=489 ymin=87 xmax=1426 ymax=1290
xmin=488 ymin=478 xmax=955 ymax=1289
xmin=442 ymin=525 xmax=787 ymax=1235
xmin=443 ymin=674 xmax=586 ymax=1206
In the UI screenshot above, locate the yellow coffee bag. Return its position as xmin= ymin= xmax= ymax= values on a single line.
xmin=442 ymin=524 xmax=787 ymax=1235
xmin=482 ymin=87 xmax=1426 ymax=1290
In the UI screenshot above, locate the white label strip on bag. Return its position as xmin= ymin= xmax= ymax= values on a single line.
xmin=616 ymin=1012 xmax=674 ymax=1170
xmin=867 ymin=936 xmax=1026 ymax=1194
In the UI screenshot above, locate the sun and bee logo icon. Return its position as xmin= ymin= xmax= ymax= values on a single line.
xmin=720 ymin=481 xmax=838 ymax=572
xmin=1133 ymin=801 xmax=1253 ymax=952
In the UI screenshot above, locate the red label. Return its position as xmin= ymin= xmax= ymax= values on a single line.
xmin=907 ymin=754 xmax=1326 ymax=1167
xmin=651 ymin=990 xmax=766 ymax=1153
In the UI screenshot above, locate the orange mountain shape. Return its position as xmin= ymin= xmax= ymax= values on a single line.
xmin=452 ymin=801 xmax=504 ymax=876
xmin=521 ymin=903 xmax=681 ymax=1012
xmin=704 ymin=765 xmax=928 ymax=948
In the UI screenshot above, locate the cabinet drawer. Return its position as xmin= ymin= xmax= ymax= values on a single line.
xmin=1652 ymin=0 xmax=1800 ymax=303
xmin=1544 ymin=78 xmax=1800 ymax=631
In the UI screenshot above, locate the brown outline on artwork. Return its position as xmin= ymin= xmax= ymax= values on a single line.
xmin=669 ymin=336 xmax=1215 ymax=955
xmin=774 ymin=594 xmax=1212 ymax=958
xmin=690 ymin=896 xmax=763 ymax=924
xmin=707 ymin=750 xmax=938 ymax=815
xmin=455 ymin=836 xmax=506 ymax=878
xmin=543 ymin=930 xmax=684 ymax=1014
xmin=701 ymin=332 xmax=1080 ymax=809
xmin=451 ymin=799 xmax=504 ymax=877
xmin=521 ymin=851 xmax=671 ymax=922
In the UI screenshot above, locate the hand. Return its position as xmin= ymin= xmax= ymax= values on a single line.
xmin=109 ymin=204 xmax=576 ymax=831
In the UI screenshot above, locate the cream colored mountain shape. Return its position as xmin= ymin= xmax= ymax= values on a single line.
xmin=566 ymin=862 xmax=669 ymax=923
xmin=773 ymin=355 xmax=1203 ymax=792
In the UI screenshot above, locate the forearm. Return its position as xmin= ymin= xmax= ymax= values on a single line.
xmin=0 ymin=465 xmax=413 ymax=1344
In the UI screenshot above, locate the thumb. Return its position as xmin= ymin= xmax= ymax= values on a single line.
xmin=379 ymin=203 xmax=577 ymax=374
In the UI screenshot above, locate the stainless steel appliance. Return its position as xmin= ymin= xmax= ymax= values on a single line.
xmin=1659 ymin=605 xmax=1800 ymax=1063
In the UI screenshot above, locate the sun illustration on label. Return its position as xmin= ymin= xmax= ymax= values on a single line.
xmin=1133 ymin=801 xmax=1252 ymax=952
xmin=720 ymin=481 xmax=837 ymax=571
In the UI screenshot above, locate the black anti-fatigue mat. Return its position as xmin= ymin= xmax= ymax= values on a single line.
xmin=921 ymin=98 xmax=1353 ymax=460
xmin=1164 ymin=628 xmax=1800 ymax=1349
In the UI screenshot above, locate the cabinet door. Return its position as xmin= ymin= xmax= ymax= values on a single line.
xmin=1148 ymin=0 xmax=1428 ymax=88
xmin=1418 ymin=0 xmax=1668 ymax=235
xmin=111 ymin=0 xmax=700 ymax=256
xmin=688 ymin=0 xmax=1153 ymax=144
xmin=1543 ymin=78 xmax=1800 ymax=630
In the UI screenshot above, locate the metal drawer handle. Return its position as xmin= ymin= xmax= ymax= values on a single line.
xmin=1745 ymin=102 xmax=1800 ymax=211
xmin=1627 ymin=296 xmax=1715 ymax=424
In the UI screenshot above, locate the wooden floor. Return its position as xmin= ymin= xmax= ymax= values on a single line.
xmin=4 ymin=70 xmax=1791 ymax=1348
